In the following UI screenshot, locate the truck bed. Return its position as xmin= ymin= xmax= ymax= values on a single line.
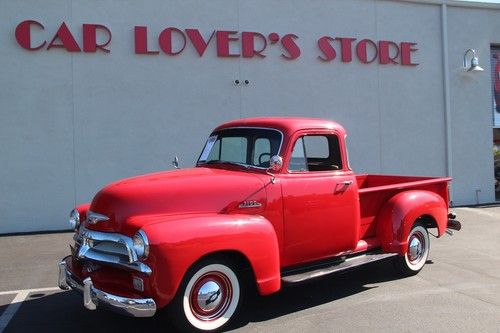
xmin=356 ymin=174 xmax=451 ymax=239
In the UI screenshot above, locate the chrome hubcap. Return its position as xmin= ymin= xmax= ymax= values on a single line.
xmin=408 ymin=232 xmax=425 ymax=264
xmin=190 ymin=272 xmax=232 ymax=321
xmin=196 ymin=281 xmax=222 ymax=312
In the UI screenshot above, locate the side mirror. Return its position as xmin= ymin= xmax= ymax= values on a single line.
xmin=268 ymin=155 xmax=283 ymax=172
xmin=172 ymin=156 xmax=180 ymax=169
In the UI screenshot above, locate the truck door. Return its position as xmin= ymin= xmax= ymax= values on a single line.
xmin=281 ymin=133 xmax=359 ymax=266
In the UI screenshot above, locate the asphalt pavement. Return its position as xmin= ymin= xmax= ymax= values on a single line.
xmin=0 ymin=206 xmax=499 ymax=332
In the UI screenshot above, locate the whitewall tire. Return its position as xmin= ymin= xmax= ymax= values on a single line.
xmin=171 ymin=260 xmax=242 ymax=332
xmin=394 ymin=223 xmax=430 ymax=276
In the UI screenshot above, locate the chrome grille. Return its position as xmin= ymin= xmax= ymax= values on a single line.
xmin=73 ymin=226 xmax=151 ymax=275
xmin=91 ymin=241 xmax=130 ymax=262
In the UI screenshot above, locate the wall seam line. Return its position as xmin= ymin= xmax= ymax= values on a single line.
xmin=441 ymin=4 xmax=453 ymax=202
xmin=71 ymin=0 xmax=77 ymax=209
xmin=375 ymin=0 xmax=383 ymax=173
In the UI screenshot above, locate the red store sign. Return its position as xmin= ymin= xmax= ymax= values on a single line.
xmin=14 ymin=20 xmax=418 ymax=66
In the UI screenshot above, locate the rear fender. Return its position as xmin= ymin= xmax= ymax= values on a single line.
xmin=134 ymin=213 xmax=281 ymax=308
xmin=376 ymin=190 xmax=448 ymax=255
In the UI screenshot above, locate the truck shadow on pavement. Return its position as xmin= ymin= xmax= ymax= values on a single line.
xmin=1 ymin=260 xmax=405 ymax=332
xmin=233 ymin=259 xmax=403 ymax=328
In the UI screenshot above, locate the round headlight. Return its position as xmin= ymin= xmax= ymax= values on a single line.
xmin=133 ymin=230 xmax=149 ymax=260
xmin=69 ymin=209 xmax=80 ymax=230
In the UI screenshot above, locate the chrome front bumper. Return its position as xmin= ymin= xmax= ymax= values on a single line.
xmin=58 ymin=257 xmax=156 ymax=317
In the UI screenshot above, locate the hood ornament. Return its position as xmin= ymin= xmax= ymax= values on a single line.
xmin=86 ymin=211 xmax=109 ymax=224
xmin=172 ymin=156 xmax=180 ymax=169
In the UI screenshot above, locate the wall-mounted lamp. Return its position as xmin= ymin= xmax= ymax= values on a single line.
xmin=463 ymin=49 xmax=484 ymax=72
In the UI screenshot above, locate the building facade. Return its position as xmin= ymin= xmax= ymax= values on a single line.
xmin=1 ymin=0 xmax=499 ymax=233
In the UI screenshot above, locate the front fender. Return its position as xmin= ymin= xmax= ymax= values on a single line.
xmin=134 ymin=213 xmax=281 ymax=308
xmin=75 ymin=203 xmax=91 ymax=221
xmin=376 ymin=190 xmax=448 ymax=255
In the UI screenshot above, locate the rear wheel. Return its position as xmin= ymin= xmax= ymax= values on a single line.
xmin=170 ymin=259 xmax=242 ymax=332
xmin=394 ymin=223 xmax=430 ymax=276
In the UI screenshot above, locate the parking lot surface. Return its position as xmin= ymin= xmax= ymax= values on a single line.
xmin=0 ymin=206 xmax=499 ymax=332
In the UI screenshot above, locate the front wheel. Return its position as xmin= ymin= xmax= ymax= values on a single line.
xmin=170 ymin=259 xmax=242 ymax=332
xmin=393 ymin=223 xmax=430 ymax=276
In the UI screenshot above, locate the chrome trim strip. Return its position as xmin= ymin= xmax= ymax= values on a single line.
xmin=58 ymin=259 xmax=156 ymax=317
xmin=75 ymin=226 xmax=152 ymax=275
xmin=86 ymin=211 xmax=109 ymax=224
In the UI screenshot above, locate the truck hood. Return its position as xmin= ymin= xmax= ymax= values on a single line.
xmin=85 ymin=167 xmax=269 ymax=235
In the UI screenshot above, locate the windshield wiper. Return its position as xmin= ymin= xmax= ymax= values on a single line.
xmin=199 ymin=160 xmax=250 ymax=169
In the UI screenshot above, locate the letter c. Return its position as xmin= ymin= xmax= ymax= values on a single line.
xmin=15 ymin=20 xmax=46 ymax=51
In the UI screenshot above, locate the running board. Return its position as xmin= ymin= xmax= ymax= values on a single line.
xmin=281 ymin=252 xmax=398 ymax=284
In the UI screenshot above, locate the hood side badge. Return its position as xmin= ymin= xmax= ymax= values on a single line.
xmin=238 ymin=200 xmax=262 ymax=209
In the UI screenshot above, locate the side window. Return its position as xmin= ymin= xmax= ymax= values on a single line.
xmin=303 ymin=136 xmax=329 ymax=158
xmin=253 ymin=138 xmax=271 ymax=167
xmin=289 ymin=134 xmax=343 ymax=172
xmin=288 ymin=137 xmax=308 ymax=171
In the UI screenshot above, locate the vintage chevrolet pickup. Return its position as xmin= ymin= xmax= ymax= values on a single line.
xmin=58 ymin=117 xmax=461 ymax=332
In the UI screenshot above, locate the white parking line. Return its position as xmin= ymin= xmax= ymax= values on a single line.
xmin=0 ymin=287 xmax=61 ymax=333
xmin=0 ymin=287 xmax=60 ymax=296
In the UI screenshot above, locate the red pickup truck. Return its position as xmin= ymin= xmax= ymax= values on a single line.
xmin=58 ymin=117 xmax=460 ymax=332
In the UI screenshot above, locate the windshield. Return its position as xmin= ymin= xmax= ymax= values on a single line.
xmin=197 ymin=128 xmax=282 ymax=169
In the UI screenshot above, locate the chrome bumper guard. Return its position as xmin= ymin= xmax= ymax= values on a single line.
xmin=58 ymin=258 xmax=156 ymax=317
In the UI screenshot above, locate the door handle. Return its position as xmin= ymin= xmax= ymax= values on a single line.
xmin=334 ymin=180 xmax=353 ymax=194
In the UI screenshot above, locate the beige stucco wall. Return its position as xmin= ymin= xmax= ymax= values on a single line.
xmin=0 ymin=0 xmax=497 ymax=233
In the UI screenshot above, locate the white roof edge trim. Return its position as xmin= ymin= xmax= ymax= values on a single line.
xmin=380 ymin=0 xmax=500 ymax=9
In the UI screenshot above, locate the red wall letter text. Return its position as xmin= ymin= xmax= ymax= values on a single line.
xmin=15 ymin=20 xmax=46 ymax=51
xmin=378 ymin=41 xmax=400 ymax=64
xmin=185 ymin=29 xmax=215 ymax=57
xmin=216 ymin=31 xmax=240 ymax=57
xmin=281 ymin=34 xmax=301 ymax=60
xmin=134 ymin=26 xmax=159 ymax=55
xmin=242 ymin=32 xmax=267 ymax=58
xmin=83 ymin=24 xmax=112 ymax=53
xmin=400 ymin=42 xmax=419 ymax=66
xmin=356 ymin=39 xmax=378 ymax=64
xmin=317 ymin=36 xmax=336 ymax=62
xmin=47 ymin=22 xmax=81 ymax=52
xmin=336 ymin=37 xmax=357 ymax=63
xmin=159 ymin=28 xmax=187 ymax=55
